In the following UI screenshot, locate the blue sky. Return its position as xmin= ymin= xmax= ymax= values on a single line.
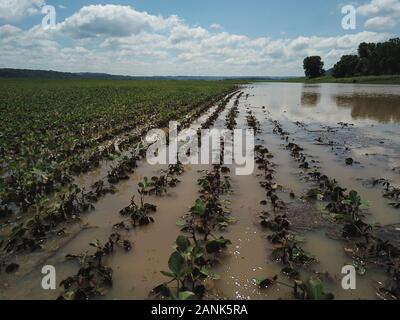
xmin=55 ymin=0 xmax=345 ymax=38
xmin=0 ymin=0 xmax=399 ymax=76
xmin=16 ymin=0 xmax=400 ymax=38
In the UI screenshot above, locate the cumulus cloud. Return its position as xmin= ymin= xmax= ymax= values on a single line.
xmin=58 ymin=4 xmax=179 ymax=38
xmin=358 ymin=0 xmax=400 ymax=16
xmin=357 ymin=0 xmax=400 ymax=29
xmin=0 ymin=0 xmax=44 ymax=20
xmin=0 ymin=4 xmax=394 ymax=76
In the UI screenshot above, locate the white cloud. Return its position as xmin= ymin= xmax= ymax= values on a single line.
xmin=0 ymin=23 xmax=20 ymax=37
xmin=357 ymin=0 xmax=400 ymax=29
xmin=365 ymin=16 xmax=397 ymax=28
xmin=169 ymin=25 xmax=209 ymax=44
xmin=0 ymin=0 xmax=44 ymax=20
xmin=59 ymin=4 xmax=179 ymax=39
xmin=210 ymin=23 xmax=223 ymax=30
xmin=358 ymin=0 xmax=400 ymax=16
xmin=0 ymin=4 xmax=394 ymax=76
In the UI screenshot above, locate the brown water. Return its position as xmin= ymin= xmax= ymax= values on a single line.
xmin=1 ymin=83 xmax=400 ymax=300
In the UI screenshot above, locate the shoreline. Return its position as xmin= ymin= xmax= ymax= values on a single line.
xmin=260 ymin=75 xmax=400 ymax=85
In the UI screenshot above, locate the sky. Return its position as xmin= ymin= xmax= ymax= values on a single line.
xmin=0 ymin=0 xmax=399 ymax=76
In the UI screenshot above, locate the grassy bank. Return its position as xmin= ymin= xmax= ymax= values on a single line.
xmin=273 ymin=74 xmax=400 ymax=85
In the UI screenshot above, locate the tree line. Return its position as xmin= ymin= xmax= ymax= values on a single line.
xmin=303 ymin=38 xmax=400 ymax=78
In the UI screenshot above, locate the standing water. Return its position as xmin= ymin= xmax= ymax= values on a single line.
xmin=2 ymin=83 xmax=400 ymax=300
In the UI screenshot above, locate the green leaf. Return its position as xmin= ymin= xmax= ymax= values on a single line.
xmin=360 ymin=200 xmax=370 ymax=210
xmin=191 ymin=199 xmax=206 ymax=216
xmin=205 ymin=238 xmax=231 ymax=253
xmin=200 ymin=267 xmax=221 ymax=280
xmin=89 ymin=240 xmax=101 ymax=248
xmin=160 ymin=271 xmax=175 ymax=278
xmin=168 ymin=251 xmax=186 ymax=277
xmin=306 ymin=188 xmax=322 ymax=199
xmin=177 ymin=291 xmax=194 ymax=300
xmin=306 ymin=278 xmax=323 ymax=300
xmin=176 ymin=219 xmax=187 ymax=227
xmin=349 ymin=190 xmax=361 ymax=206
xmin=60 ymin=291 xmax=76 ymax=300
xmin=253 ymin=276 xmax=276 ymax=288
xmin=151 ymin=284 xmax=172 ymax=298
xmin=176 ymin=235 xmax=190 ymax=252
xmin=192 ymin=245 xmax=203 ymax=258
xmin=305 ymin=277 xmax=334 ymax=300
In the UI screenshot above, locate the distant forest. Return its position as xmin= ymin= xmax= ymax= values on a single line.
xmin=0 ymin=68 xmax=281 ymax=81
xmin=0 ymin=68 xmax=141 ymax=80
xmin=333 ymin=38 xmax=400 ymax=78
xmin=303 ymin=38 xmax=400 ymax=79
xmin=0 ymin=69 xmax=230 ymax=80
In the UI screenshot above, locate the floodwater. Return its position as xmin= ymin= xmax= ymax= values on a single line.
xmin=1 ymin=82 xmax=400 ymax=300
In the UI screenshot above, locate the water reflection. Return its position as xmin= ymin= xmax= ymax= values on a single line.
xmin=334 ymin=94 xmax=400 ymax=124
xmin=251 ymin=82 xmax=400 ymax=125
xmin=301 ymin=91 xmax=320 ymax=107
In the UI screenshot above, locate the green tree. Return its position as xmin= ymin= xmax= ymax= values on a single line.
xmin=331 ymin=38 xmax=400 ymax=78
xmin=358 ymin=39 xmax=399 ymax=75
xmin=333 ymin=55 xmax=360 ymax=78
xmin=303 ymin=56 xmax=325 ymax=78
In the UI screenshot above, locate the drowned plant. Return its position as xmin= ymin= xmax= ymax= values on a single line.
xmin=267 ymin=112 xmax=400 ymax=300
xmin=58 ymin=233 xmax=132 ymax=300
xmin=0 ymin=80 xmax=237 ymax=239
xmin=225 ymin=92 xmax=242 ymax=131
xmin=153 ymin=143 xmax=234 ymax=300
xmin=119 ymin=194 xmax=157 ymax=228
xmin=151 ymin=235 xmax=221 ymax=300
xmin=254 ymin=140 xmax=316 ymax=294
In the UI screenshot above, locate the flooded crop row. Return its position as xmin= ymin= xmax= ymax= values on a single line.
xmin=1 ymin=82 xmax=400 ymax=300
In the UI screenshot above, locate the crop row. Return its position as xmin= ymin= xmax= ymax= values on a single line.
xmin=244 ymin=107 xmax=334 ymax=300
xmin=0 ymin=90 xmax=237 ymax=270
xmin=270 ymin=116 xmax=400 ymax=300
xmin=150 ymin=94 xmax=243 ymax=300
xmin=57 ymin=162 xmax=185 ymax=300
xmin=0 ymin=80 xmax=237 ymax=219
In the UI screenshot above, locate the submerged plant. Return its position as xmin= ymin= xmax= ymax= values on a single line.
xmin=167 ymin=162 xmax=185 ymax=176
xmin=119 ymin=195 xmax=156 ymax=227
xmin=197 ymin=165 xmax=232 ymax=196
xmin=383 ymin=187 xmax=400 ymax=209
xmin=151 ymin=236 xmax=221 ymax=300
xmin=58 ymin=234 xmax=131 ymax=300
xmin=86 ymin=180 xmax=116 ymax=202
xmin=107 ymin=155 xmax=137 ymax=184
xmin=252 ymin=274 xmax=334 ymax=300
xmin=246 ymin=111 xmax=261 ymax=133
xmin=294 ymin=277 xmax=334 ymax=300
xmin=225 ymin=92 xmax=242 ymax=130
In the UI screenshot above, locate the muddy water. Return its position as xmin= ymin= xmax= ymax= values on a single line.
xmin=1 ymin=97 xmax=235 ymax=300
xmin=239 ymin=82 xmax=400 ymax=300
xmin=2 ymin=83 xmax=400 ymax=300
xmin=247 ymin=83 xmax=400 ymax=224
